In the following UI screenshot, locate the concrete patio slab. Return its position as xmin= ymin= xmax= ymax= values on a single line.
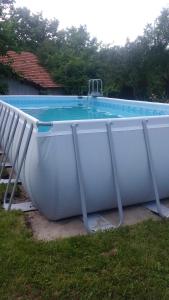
xmin=27 ymin=202 xmax=164 ymax=241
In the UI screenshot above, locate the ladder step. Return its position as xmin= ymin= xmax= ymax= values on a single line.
xmin=0 ymin=162 xmax=12 ymax=168
xmin=0 ymin=178 xmax=21 ymax=184
xmin=87 ymin=213 xmax=114 ymax=232
xmin=144 ymin=201 xmax=169 ymax=218
xmin=3 ymin=201 xmax=36 ymax=212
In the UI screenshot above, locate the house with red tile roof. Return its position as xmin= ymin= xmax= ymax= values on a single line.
xmin=0 ymin=51 xmax=64 ymax=95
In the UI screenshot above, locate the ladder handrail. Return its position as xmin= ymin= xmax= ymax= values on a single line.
xmin=7 ymin=123 xmax=33 ymax=210
xmin=0 ymin=102 xmax=50 ymax=211
xmin=3 ymin=119 xmax=27 ymax=206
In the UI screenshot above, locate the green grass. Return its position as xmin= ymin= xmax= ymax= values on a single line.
xmin=1 ymin=210 xmax=169 ymax=299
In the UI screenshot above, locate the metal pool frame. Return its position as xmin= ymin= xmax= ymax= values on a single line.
xmin=1 ymin=97 xmax=169 ymax=232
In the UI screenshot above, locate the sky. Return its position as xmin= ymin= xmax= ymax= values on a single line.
xmin=15 ymin=0 xmax=169 ymax=46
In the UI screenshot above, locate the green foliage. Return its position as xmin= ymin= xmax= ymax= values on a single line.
xmin=0 ymin=0 xmax=14 ymax=18
xmin=0 ymin=81 xmax=8 ymax=94
xmin=0 ymin=0 xmax=16 ymax=54
xmin=1 ymin=2 xmax=169 ymax=99
xmin=2 ymin=209 xmax=169 ymax=299
xmin=9 ymin=7 xmax=59 ymax=51
xmin=37 ymin=25 xmax=99 ymax=94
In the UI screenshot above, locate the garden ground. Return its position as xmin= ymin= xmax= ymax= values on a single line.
xmin=1 ymin=208 xmax=169 ymax=299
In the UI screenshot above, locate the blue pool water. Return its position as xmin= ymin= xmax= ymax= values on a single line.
xmin=22 ymin=103 xmax=169 ymax=122
xmin=1 ymin=96 xmax=169 ymax=122
xmin=23 ymin=106 xmax=122 ymax=121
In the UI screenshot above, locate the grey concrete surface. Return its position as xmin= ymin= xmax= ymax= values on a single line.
xmin=27 ymin=203 xmax=163 ymax=241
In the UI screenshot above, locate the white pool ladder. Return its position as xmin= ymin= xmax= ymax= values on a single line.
xmin=88 ymin=79 xmax=103 ymax=97
xmin=0 ymin=103 xmax=35 ymax=211
xmin=0 ymin=103 xmax=34 ymax=211
xmin=0 ymin=102 xmax=51 ymax=212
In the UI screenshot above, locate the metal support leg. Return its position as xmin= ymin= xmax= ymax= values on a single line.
xmin=0 ymin=111 xmax=15 ymax=174
xmin=71 ymin=123 xmax=122 ymax=232
xmin=0 ymin=106 xmax=6 ymax=128
xmin=0 ymin=104 xmax=4 ymax=122
xmin=142 ymin=119 xmax=167 ymax=217
xmin=0 ymin=108 xmax=10 ymax=148
xmin=3 ymin=120 xmax=27 ymax=206
xmin=3 ymin=119 xmax=27 ymax=206
xmin=0 ymin=107 xmax=7 ymax=143
xmin=7 ymin=123 xmax=33 ymax=210
xmin=3 ymin=116 xmax=27 ymax=205
xmin=106 ymin=122 xmax=124 ymax=227
xmin=0 ymin=114 xmax=19 ymax=179
xmin=0 ymin=104 xmax=5 ymax=156
xmin=71 ymin=124 xmax=90 ymax=232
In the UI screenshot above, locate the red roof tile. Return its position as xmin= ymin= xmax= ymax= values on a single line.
xmin=0 ymin=51 xmax=62 ymax=89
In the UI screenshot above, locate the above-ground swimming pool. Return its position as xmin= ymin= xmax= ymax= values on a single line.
xmin=3 ymin=95 xmax=169 ymax=121
xmin=1 ymin=95 xmax=169 ymax=228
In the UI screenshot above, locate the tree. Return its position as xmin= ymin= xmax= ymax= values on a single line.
xmin=37 ymin=25 xmax=99 ymax=94
xmin=0 ymin=0 xmax=14 ymax=18
xmin=8 ymin=7 xmax=59 ymax=51
xmin=1 ymin=2 xmax=169 ymax=100
xmin=0 ymin=0 xmax=16 ymax=93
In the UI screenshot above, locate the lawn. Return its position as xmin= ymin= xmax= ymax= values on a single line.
xmin=1 ymin=210 xmax=169 ymax=299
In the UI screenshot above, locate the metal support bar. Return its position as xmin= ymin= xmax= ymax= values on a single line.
xmin=37 ymin=121 xmax=53 ymax=126
xmin=0 ymin=108 xmax=10 ymax=149
xmin=0 ymin=106 xmax=7 ymax=135
xmin=100 ymin=80 xmax=103 ymax=95
xmin=0 ymin=114 xmax=19 ymax=179
xmin=0 ymin=162 xmax=12 ymax=168
xmin=106 ymin=122 xmax=124 ymax=227
xmin=71 ymin=124 xmax=90 ymax=232
xmin=0 ymin=111 xmax=15 ymax=176
xmin=7 ymin=123 xmax=33 ymax=210
xmin=0 ymin=107 xmax=8 ymax=144
xmin=0 ymin=103 xmax=4 ymax=121
xmin=88 ymin=80 xmax=91 ymax=95
xmin=3 ymin=201 xmax=36 ymax=212
xmin=71 ymin=123 xmax=122 ymax=232
xmin=0 ymin=178 xmax=21 ymax=184
xmin=3 ymin=119 xmax=27 ymax=205
xmin=144 ymin=200 xmax=169 ymax=217
xmin=92 ymin=80 xmax=94 ymax=94
xmin=142 ymin=119 xmax=164 ymax=217
xmin=0 ymin=103 xmax=36 ymax=212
